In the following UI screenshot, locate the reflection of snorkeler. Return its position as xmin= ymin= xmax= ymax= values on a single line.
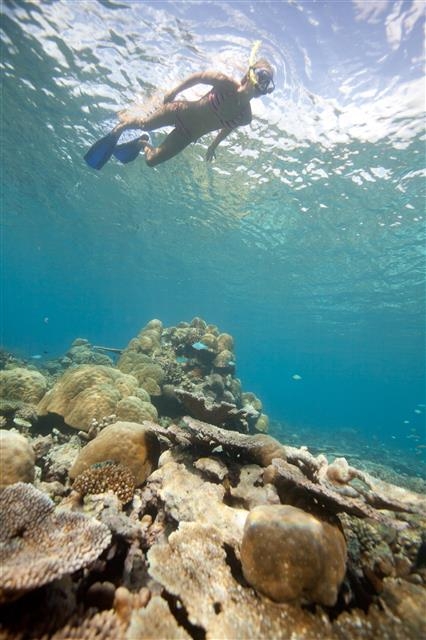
xmin=84 ymin=58 xmax=275 ymax=170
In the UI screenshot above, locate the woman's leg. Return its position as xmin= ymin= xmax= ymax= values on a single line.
xmin=117 ymin=101 xmax=187 ymax=133
xmin=143 ymin=128 xmax=192 ymax=166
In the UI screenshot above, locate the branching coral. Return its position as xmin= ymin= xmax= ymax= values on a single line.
xmin=73 ymin=461 xmax=136 ymax=505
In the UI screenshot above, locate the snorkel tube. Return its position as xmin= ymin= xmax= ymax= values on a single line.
xmin=248 ymin=40 xmax=262 ymax=87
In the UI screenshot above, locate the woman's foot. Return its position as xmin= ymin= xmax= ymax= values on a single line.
xmin=113 ymin=134 xmax=151 ymax=164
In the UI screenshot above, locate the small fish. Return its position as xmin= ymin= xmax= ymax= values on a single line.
xmin=414 ymin=409 xmax=422 ymax=414
xmin=292 ymin=374 xmax=302 ymax=381
xmin=176 ymin=356 xmax=188 ymax=364
xmin=192 ymin=341 xmax=208 ymax=351
xmin=30 ymin=354 xmax=43 ymax=360
xmin=43 ymin=317 xmax=49 ymax=324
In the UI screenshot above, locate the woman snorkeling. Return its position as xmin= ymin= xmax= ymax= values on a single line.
xmin=84 ymin=54 xmax=275 ymax=170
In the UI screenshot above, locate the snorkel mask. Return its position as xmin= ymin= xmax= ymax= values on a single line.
xmin=249 ymin=66 xmax=275 ymax=94
xmin=248 ymin=41 xmax=275 ymax=95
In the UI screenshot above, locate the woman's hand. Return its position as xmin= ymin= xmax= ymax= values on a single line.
xmin=163 ymin=90 xmax=176 ymax=104
xmin=205 ymin=145 xmax=216 ymax=162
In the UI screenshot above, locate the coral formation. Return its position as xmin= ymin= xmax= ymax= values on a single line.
xmin=0 ymin=367 xmax=47 ymax=403
xmin=175 ymin=388 xmax=259 ymax=432
xmin=0 ymin=483 xmax=111 ymax=603
xmin=240 ymin=504 xmax=347 ymax=605
xmin=69 ymin=421 xmax=160 ymax=485
xmin=0 ymin=398 xmax=39 ymax=431
xmin=126 ymin=595 xmax=191 ymax=640
xmin=148 ymin=522 xmax=334 ymax=639
xmin=49 ymin=609 xmax=125 ymax=640
xmin=73 ymin=461 xmax=136 ymax=504
xmin=37 ymin=364 xmax=157 ymax=431
xmin=64 ymin=338 xmax=114 ymax=367
xmin=265 ymin=457 xmax=419 ymax=528
xmin=115 ymin=395 xmax=158 ymax=423
xmin=0 ymin=429 xmax=35 ymax=488
xmin=161 ymin=416 xmax=286 ymax=466
xmin=154 ymin=449 xmax=248 ymax=546
xmin=115 ymin=318 xmax=266 ymax=433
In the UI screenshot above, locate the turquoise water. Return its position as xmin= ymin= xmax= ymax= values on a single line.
xmin=1 ymin=1 xmax=425 ymax=465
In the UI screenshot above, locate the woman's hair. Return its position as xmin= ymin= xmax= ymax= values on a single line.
xmin=241 ymin=58 xmax=274 ymax=85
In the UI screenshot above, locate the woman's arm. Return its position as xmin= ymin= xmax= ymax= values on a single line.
xmin=164 ymin=71 xmax=232 ymax=103
xmin=205 ymin=127 xmax=232 ymax=161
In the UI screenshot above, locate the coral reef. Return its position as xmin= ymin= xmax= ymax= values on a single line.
xmin=240 ymin=504 xmax=347 ymax=605
xmin=116 ymin=317 xmax=267 ymax=433
xmin=73 ymin=461 xmax=136 ymax=505
xmin=1 ymin=318 xmax=425 ymax=640
xmin=147 ymin=521 xmax=335 ymax=638
xmin=62 ymin=338 xmax=114 ymax=368
xmin=0 ymin=483 xmax=111 ymax=603
xmin=0 ymin=429 xmax=35 ymax=488
xmin=69 ymin=421 xmax=160 ymax=485
xmin=126 ymin=595 xmax=191 ymax=640
xmin=0 ymin=367 xmax=47 ymax=403
xmin=175 ymin=388 xmax=259 ymax=432
xmin=37 ymin=364 xmax=157 ymax=431
xmin=0 ymin=398 xmax=39 ymax=431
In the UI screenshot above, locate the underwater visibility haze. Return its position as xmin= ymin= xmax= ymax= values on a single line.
xmin=1 ymin=0 xmax=425 ymax=466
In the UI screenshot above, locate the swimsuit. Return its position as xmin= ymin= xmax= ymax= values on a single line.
xmin=171 ymin=103 xmax=193 ymax=139
xmin=208 ymin=87 xmax=246 ymax=129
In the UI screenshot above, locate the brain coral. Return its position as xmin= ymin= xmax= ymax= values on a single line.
xmin=37 ymin=365 xmax=157 ymax=431
xmin=69 ymin=421 xmax=160 ymax=486
xmin=73 ymin=461 xmax=136 ymax=504
xmin=240 ymin=504 xmax=347 ymax=606
xmin=0 ymin=367 xmax=47 ymax=403
xmin=0 ymin=483 xmax=111 ymax=603
xmin=0 ymin=430 xmax=35 ymax=489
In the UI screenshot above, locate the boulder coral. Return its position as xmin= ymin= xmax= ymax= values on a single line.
xmin=117 ymin=351 xmax=165 ymax=396
xmin=240 ymin=504 xmax=347 ymax=606
xmin=0 ymin=430 xmax=35 ymax=488
xmin=115 ymin=396 xmax=158 ymax=423
xmin=37 ymin=365 xmax=157 ymax=431
xmin=0 ymin=367 xmax=47 ymax=404
xmin=121 ymin=321 xmax=163 ymax=358
xmin=69 ymin=421 xmax=160 ymax=486
xmin=63 ymin=338 xmax=113 ymax=368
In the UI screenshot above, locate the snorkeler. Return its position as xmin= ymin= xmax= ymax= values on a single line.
xmin=84 ymin=57 xmax=274 ymax=170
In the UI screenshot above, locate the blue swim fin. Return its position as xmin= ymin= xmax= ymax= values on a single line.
xmin=84 ymin=129 xmax=122 ymax=170
xmin=113 ymin=134 xmax=150 ymax=164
